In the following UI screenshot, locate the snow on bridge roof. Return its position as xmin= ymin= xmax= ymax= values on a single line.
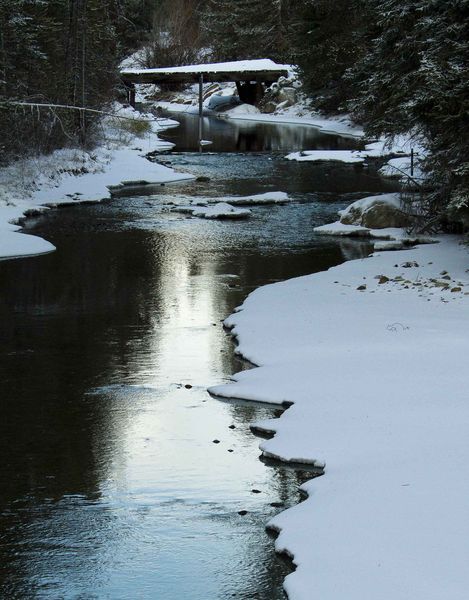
xmin=121 ymin=59 xmax=291 ymax=84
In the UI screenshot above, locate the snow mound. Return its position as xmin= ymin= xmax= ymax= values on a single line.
xmin=339 ymin=193 xmax=410 ymax=229
xmin=225 ymin=104 xmax=261 ymax=117
xmin=339 ymin=193 xmax=402 ymax=218
xmin=314 ymin=194 xmax=436 ymax=246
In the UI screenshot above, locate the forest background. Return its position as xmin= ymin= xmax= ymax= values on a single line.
xmin=1 ymin=0 xmax=467 ymax=226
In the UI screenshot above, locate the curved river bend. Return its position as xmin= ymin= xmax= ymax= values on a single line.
xmin=0 ymin=113 xmax=397 ymax=599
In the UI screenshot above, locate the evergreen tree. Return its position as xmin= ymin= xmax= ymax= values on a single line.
xmin=140 ymin=0 xmax=204 ymax=68
xmin=292 ymin=0 xmax=373 ymax=111
xmin=200 ymin=0 xmax=296 ymax=62
xmin=0 ymin=0 xmax=155 ymax=161
xmin=350 ymin=0 xmax=469 ymax=225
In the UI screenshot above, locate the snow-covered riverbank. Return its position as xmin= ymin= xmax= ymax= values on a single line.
xmin=0 ymin=105 xmax=193 ymax=260
xmin=210 ymin=232 xmax=469 ymax=599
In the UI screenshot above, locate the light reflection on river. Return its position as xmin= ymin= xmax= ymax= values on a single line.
xmin=0 ymin=115 xmax=397 ymax=598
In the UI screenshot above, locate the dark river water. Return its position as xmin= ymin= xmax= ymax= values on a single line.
xmin=0 ymin=114 xmax=397 ymax=599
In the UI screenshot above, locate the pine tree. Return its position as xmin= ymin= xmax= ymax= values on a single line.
xmin=0 ymin=0 xmax=155 ymax=161
xmin=200 ymin=0 xmax=295 ymax=62
xmin=350 ymin=0 xmax=469 ymax=226
xmin=291 ymin=0 xmax=373 ymax=111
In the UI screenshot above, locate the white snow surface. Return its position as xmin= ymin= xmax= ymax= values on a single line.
xmin=314 ymin=220 xmax=437 ymax=247
xmin=286 ymin=141 xmax=411 ymax=164
xmin=338 ymin=193 xmax=402 ymax=218
xmin=0 ymin=105 xmax=193 ymax=260
xmin=121 ymin=58 xmax=291 ymax=76
xmin=221 ymin=191 xmax=290 ymax=205
xmin=223 ymin=103 xmax=261 ymax=116
xmin=313 ymin=195 xmax=437 ymax=247
xmin=286 ymin=150 xmax=366 ymax=163
xmin=379 ymin=155 xmax=424 ymax=181
xmin=224 ymin=110 xmax=364 ymax=138
xmin=175 ymin=202 xmax=251 ymax=219
xmin=170 ymin=192 xmax=290 ymax=210
xmin=209 ymin=236 xmax=469 ymax=599
xmin=0 ymin=206 xmax=55 ymax=260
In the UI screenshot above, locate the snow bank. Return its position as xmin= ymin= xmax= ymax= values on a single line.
xmin=286 ymin=141 xmax=411 ymax=164
xmin=286 ymin=150 xmax=366 ymax=163
xmin=377 ymin=138 xmax=425 ymax=181
xmin=222 ymin=111 xmax=364 ymax=138
xmin=209 ymin=236 xmax=469 ymax=599
xmin=224 ymin=103 xmax=261 ymax=117
xmin=174 ymin=202 xmax=251 ymax=220
xmin=379 ymin=155 xmax=424 ymax=181
xmin=314 ymin=221 xmax=436 ymax=250
xmin=0 ymin=105 xmax=193 ymax=260
xmin=0 ymin=206 xmax=55 ymax=260
xmin=313 ymin=194 xmax=436 ymax=245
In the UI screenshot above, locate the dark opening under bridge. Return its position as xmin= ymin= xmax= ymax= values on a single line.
xmin=120 ymin=59 xmax=290 ymax=150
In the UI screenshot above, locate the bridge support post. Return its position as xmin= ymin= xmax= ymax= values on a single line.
xmin=198 ymin=74 xmax=204 ymax=152
xmin=123 ymin=81 xmax=136 ymax=108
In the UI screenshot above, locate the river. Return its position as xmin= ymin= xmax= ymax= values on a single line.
xmin=0 ymin=113 xmax=397 ymax=599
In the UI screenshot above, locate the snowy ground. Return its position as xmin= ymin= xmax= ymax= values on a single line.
xmin=0 ymin=104 xmax=193 ymax=260
xmin=209 ymin=230 xmax=469 ymax=599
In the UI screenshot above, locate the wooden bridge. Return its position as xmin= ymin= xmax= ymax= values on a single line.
xmin=121 ymin=59 xmax=289 ymax=104
xmin=120 ymin=59 xmax=289 ymax=150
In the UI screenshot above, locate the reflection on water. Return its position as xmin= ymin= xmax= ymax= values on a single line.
xmin=0 ymin=125 xmax=390 ymax=598
xmin=159 ymin=111 xmax=364 ymax=153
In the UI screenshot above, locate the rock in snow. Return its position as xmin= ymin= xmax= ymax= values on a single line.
xmin=339 ymin=193 xmax=411 ymax=229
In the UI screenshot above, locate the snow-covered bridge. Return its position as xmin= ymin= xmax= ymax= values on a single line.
xmin=120 ymin=58 xmax=290 ymax=106
xmin=120 ymin=59 xmax=290 ymax=151
xmin=120 ymin=59 xmax=289 ymax=86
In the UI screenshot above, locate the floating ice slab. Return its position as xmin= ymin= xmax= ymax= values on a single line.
xmin=220 ymin=192 xmax=290 ymax=205
xmin=175 ymin=202 xmax=251 ymax=220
